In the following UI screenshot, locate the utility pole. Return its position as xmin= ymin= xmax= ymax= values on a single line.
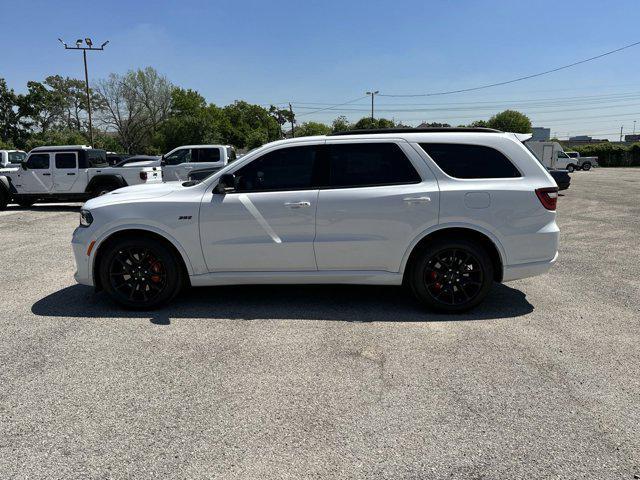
xmin=289 ymin=103 xmax=295 ymax=137
xmin=620 ymin=125 xmax=624 ymax=142
xmin=366 ymin=90 xmax=379 ymax=120
xmin=633 ymin=120 xmax=636 ymax=135
xmin=58 ymin=37 xmax=109 ymax=147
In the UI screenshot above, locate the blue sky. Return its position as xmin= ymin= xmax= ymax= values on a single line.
xmin=1 ymin=0 xmax=639 ymax=139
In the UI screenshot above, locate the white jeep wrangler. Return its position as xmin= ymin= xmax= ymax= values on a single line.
xmin=0 ymin=145 xmax=162 ymax=209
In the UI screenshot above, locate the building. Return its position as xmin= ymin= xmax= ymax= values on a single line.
xmin=569 ymin=135 xmax=593 ymax=142
xmin=624 ymin=134 xmax=640 ymax=142
xmin=531 ymin=127 xmax=550 ymax=141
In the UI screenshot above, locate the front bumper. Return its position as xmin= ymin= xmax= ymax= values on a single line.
xmin=72 ymin=227 xmax=94 ymax=286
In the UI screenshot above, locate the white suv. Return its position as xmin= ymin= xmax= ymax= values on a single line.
xmin=71 ymin=128 xmax=559 ymax=312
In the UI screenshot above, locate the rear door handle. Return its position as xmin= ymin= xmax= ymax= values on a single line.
xmin=67 ymin=172 xmax=76 ymax=175
xmin=403 ymin=196 xmax=431 ymax=204
xmin=284 ymin=201 xmax=311 ymax=209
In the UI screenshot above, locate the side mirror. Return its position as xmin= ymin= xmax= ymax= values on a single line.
xmin=215 ymin=173 xmax=236 ymax=194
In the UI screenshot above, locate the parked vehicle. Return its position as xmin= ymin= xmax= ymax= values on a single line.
xmin=525 ymin=141 xmax=575 ymax=170
xmin=0 ymin=149 xmax=27 ymax=168
xmin=114 ymin=155 xmax=161 ymax=167
xmin=548 ymin=168 xmax=571 ymax=191
xmin=106 ymin=152 xmax=131 ymax=166
xmin=0 ymin=145 xmax=162 ymax=209
xmin=72 ymin=128 xmax=559 ymax=312
xmin=565 ymin=151 xmax=598 ymax=171
xmin=120 ymin=145 xmax=237 ymax=181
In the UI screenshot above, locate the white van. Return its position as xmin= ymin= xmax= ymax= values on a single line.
xmin=525 ymin=141 xmax=573 ymax=171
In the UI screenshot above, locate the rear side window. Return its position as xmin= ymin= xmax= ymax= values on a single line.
xmin=26 ymin=153 xmax=49 ymax=169
xmin=195 ymin=148 xmax=221 ymax=163
xmin=326 ymin=143 xmax=421 ymax=188
xmin=420 ymin=143 xmax=521 ymax=179
xmin=55 ymin=153 xmax=76 ymax=169
xmin=234 ymin=145 xmax=319 ymax=192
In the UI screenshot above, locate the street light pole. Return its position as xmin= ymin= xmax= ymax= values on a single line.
xmin=366 ymin=90 xmax=379 ymax=120
xmin=58 ymin=38 xmax=109 ymax=146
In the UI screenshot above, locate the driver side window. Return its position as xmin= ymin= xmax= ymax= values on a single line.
xmin=164 ymin=149 xmax=191 ymax=166
xmin=26 ymin=153 xmax=50 ymax=170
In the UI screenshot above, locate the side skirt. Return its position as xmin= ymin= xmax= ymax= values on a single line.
xmin=189 ymin=270 xmax=403 ymax=287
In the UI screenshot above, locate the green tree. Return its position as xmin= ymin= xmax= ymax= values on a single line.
xmin=295 ymin=121 xmax=331 ymax=137
xmin=352 ymin=117 xmax=396 ymax=130
xmin=331 ymin=115 xmax=351 ymax=133
xmin=486 ymin=110 xmax=531 ymax=133
xmin=0 ymin=78 xmax=27 ymax=146
xmin=220 ymin=101 xmax=281 ymax=149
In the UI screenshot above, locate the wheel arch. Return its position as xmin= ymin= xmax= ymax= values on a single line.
xmin=92 ymin=227 xmax=192 ymax=291
xmin=401 ymin=225 xmax=506 ymax=283
xmin=85 ymin=174 xmax=127 ymax=193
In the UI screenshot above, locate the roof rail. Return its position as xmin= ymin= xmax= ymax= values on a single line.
xmin=328 ymin=127 xmax=502 ymax=136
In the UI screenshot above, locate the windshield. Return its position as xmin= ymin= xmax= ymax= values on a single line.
xmin=8 ymin=151 xmax=26 ymax=163
xmin=558 ymin=151 xmax=569 ymax=159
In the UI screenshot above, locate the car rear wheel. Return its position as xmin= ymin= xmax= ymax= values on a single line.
xmin=566 ymin=164 xmax=575 ymax=173
xmin=582 ymin=162 xmax=591 ymax=171
xmin=99 ymin=237 xmax=182 ymax=309
xmin=408 ymin=238 xmax=494 ymax=313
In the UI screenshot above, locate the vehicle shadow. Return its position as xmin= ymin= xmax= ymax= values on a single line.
xmin=32 ymin=283 xmax=533 ymax=324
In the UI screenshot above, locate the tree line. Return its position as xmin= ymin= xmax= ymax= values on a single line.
xmin=0 ymin=67 xmax=532 ymax=154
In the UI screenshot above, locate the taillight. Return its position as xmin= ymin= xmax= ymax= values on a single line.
xmin=140 ymin=171 xmax=148 ymax=181
xmin=535 ymin=187 xmax=558 ymax=210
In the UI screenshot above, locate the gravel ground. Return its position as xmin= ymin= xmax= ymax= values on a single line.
xmin=0 ymin=168 xmax=638 ymax=479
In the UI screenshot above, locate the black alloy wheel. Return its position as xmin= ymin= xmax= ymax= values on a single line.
xmin=409 ymin=238 xmax=494 ymax=313
xmin=100 ymin=237 xmax=181 ymax=309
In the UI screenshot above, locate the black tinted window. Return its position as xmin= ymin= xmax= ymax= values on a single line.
xmin=196 ymin=148 xmax=221 ymax=163
xmin=164 ymin=149 xmax=190 ymax=165
xmin=55 ymin=153 xmax=76 ymax=169
xmin=420 ymin=143 xmax=521 ymax=179
xmin=87 ymin=149 xmax=108 ymax=167
xmin=26 ymin=153 xmax=49 ymax=169
xmin=235 ymin=146 xmax=318 ymax=192
xmin=327 ymin=143 xmax=421 ymax=187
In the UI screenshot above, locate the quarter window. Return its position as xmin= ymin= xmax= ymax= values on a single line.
xmin=419 ymin=143 xmax=521 ymax=179
xmin=26 ymin=153 xmax=49 ymax=170
xmin=55 ymin=153 xmax=77 ymax=169
xmin=326 ymin=143 xmax=421 ymax=188
xmin=234 ymin=146 xmax=319 ymax=192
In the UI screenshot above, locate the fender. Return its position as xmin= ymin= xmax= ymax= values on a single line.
xmin=0 ymin=175 xmax=16 ymax=194
xmin=399 ymin=222 xmax=508 ymax=275
xmin=85 ymin=174 xmax=127 ymax=192
xmin=90 ymin=223 xmax=195 ymax=279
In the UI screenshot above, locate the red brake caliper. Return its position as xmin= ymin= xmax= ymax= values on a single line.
xmin=150 ymin=260 xmax=163 ymax=283
xmin=429 ymin=271 xmax=442 ymax=291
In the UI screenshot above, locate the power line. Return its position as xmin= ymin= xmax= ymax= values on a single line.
xmin=378 ymin=40 xmax=640 ymax=98
xmin=296 ymin=95 xmax=369 ymax=117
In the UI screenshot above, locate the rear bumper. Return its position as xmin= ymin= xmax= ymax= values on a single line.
xmin=502 ymin=251 xmax=558 ymax=282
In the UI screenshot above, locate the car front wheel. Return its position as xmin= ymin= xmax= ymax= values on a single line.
xmin=99 ymin=237 xmax=182 ymax=309
xmin=408 ymin=238 xmax=494 ymax=313
xmin=566 ymin=164 xmax=575 ymax=173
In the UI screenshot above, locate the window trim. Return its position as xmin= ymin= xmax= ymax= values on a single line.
xmin=418 ymin=142 xmax=523 ymax=180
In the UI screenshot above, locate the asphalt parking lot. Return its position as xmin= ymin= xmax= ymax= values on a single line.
xmin=1 ymin=168 xmax=639 ymax=479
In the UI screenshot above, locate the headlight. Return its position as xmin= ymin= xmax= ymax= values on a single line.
xmin=79 ymin=209 xmax=93 ymax=227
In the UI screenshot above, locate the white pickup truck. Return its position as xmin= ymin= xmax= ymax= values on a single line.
xmin=565 ymin=151 xmax=598 ymax=171
xmin=0 ymin=145 xmax=162 ymax=209
xmin=122 ymin=144 xmax=237 ymax=181
xmin=0 ymin=149 xmax=27 ymax=168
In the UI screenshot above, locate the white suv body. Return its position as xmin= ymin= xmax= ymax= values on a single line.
xmin=72 ymin=129 xmax=559 ymax=312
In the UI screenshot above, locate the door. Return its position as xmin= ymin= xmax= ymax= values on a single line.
xmin=199 ymin=144 xmax=321 ymax=272
xmin=186 ymin=147 xmax=225 ymax=180
xmin=162 ymin=148 xmax=191 ymax=181
xmin=19 ymin=153 xmax=53 ymax=193
xmin=314 ymin=141 xmax=439 ymax=272
xmin=53 ymin=152 xmax=78 ymax=191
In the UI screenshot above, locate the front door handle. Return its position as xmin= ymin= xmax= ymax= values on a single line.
xmin=403 ymin=196 xmax=431 ymax=204
xmin=67 ymin=172 xmax=76 ymax=175
xmin=42 ymin=173 xmax=51 ymax=176
xmin=284 ymin=201 xmax=311 ymax=209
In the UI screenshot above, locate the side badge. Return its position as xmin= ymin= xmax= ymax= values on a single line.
xmin=178 ymin=215 xmax=192 ymax=220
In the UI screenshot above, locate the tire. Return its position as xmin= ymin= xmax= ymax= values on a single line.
xmin=408 ymin=238 xmax=494 ymax=313
xmin=99 ymin=236 xmax=182 ymax=309
xmin=566 ymin=164 xmax=575 ymax=173
xmin=582 ymin=162 xmax=591 ymax=171
xmin=90 ymin=184 xmax=118 ymax=197
xmin=0 ymin=189 xmax=8 ymax=211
